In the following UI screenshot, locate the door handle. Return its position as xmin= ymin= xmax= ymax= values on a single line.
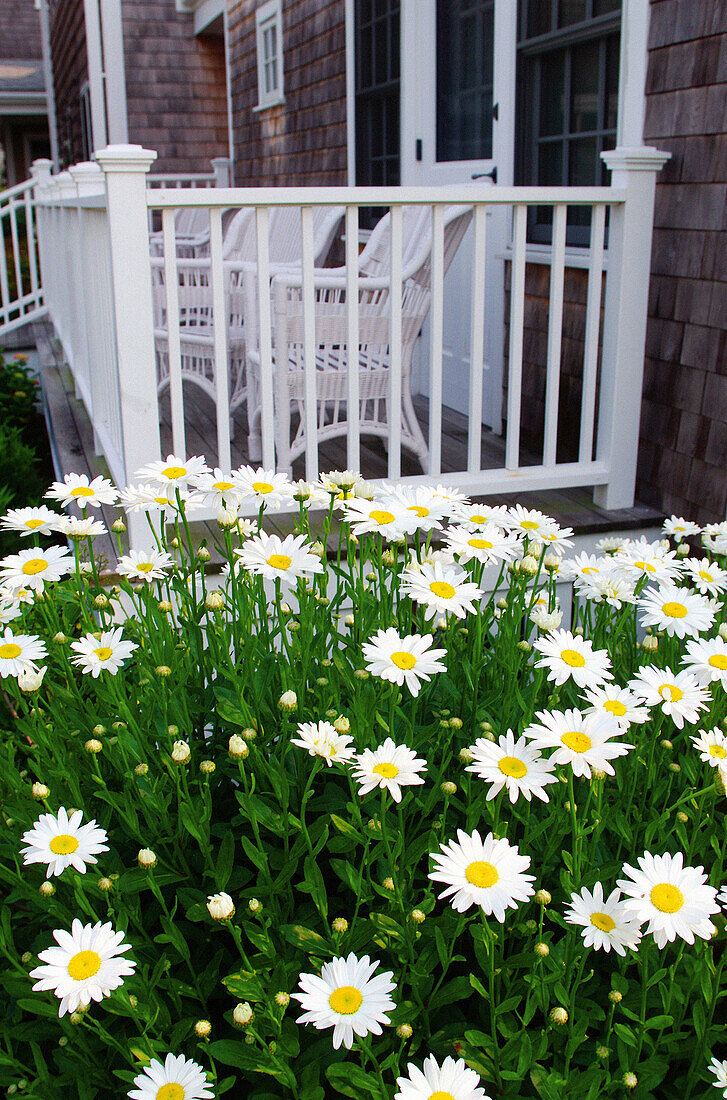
xmin=472 ymin=167 xmax=497 ymax=184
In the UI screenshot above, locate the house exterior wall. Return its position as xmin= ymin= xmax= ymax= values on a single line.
xmin=0 ymin=0 xmax=43 ymax=59
xmin=227 ymin=0 xmax=347 ymax=186
xmin=638 ymin=0 xmax=727 ymax=524
xmin=48 ymin=0 xmax=88 ymax=166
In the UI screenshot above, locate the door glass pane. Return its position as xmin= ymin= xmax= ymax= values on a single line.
xmin=436 ymin=0 xmax=494 ymax=161
xmin=539 ymin=51 xmax=565 ymax=135
xmin=558 ymin=0 xmax=587 ymax=26
xmin=570 ymin=40 xmax=599 ymax=132
xmin=527 ymin=1 xmax=553 ymax=37
xmin=605 ymin=34 xmax=619 ymax=128
xmin=569 ymin=135 xmax=597 ymax=185
xmin=594 ymin=0 xmax=620 ymax=14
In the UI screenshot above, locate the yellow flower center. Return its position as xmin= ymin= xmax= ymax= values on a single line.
xmin=70 ymin=486 xmax=95 ymax=497
xmin=699 ymin=570 xmax=713 ymax=582
xmin=24 ymin=519 xmax=46 ymax=529
xmin=156 ymin=1085 xmax=185 ymax=1100
xmin=390 ymin=651 xmax=416 ymax=670
xmin=162 ymin=466 xmax=186 ymax=479
xmin=408 ymin=505 xmax=429 ymax=517
xmin=465 ymin=860 xmax=499 ymax=888
xmin=49 ymin=833 xmax=79 ymax=855
xmin=67 ymin=949 xmax=102 ymax=981
xmin=560 ymin=648 xmax=586 ymax=668
xmin=470 ymin=514 xmax=488 ymax=524
xmin=590 ymin=911 xmax=616 ymax=932
xmin=662 ymin=601 xmax=687 ymax=618
xmin=709 ymin=745 xmax=726 ymax=759
xmin=21 ymin=558 xmax=48 ymax=575
xmin=267 ymin=554 xmax=292 ymax=571
xmin=708 ymin=654 xmax=727 ymax=671
xmin=430 ymin=1094 xmax=457 ymax=1100
xmin=650 ymin=883 xmax=684 ymax=913
xmin=252 ymin=481 xmax=274 ymax=494
xmin=582 ymin=566 xmax=599 ymax=575
xmin=520 ymin=520 xmax=539 ymax=530
xmin=634 ymin=560 xmax=654 ymax=572
xmin=370 ymin=509 xmax=395 ymax=525
xmin=603 ymin=700 xmax=627 ymax=717
xmin=94 ymin=647 xmax=113 ymax=661
xmin=136 ymin=562 xmax=155 ymax=573
xmin=0 ymin=643 xmax=22 ymax=660
xmin=328 ymin=985 xmax=363 ymax=1015
xmin=373 ymin=762 xmax=399 ymax=779
xmin=658 ymin=683 xmax=683 ymax=703
xmin=154 ymin=496 xmax=170 ymax=505
xmin=498 ymin=755 xmax=527 ymax=778
xmin=561 ymin=730 xmax=592 ymax=753
xmin=213 ymin=481 xmax=235 ymax=491
xmin=468 ymin=537 xmax=492 ymax=549
xmin=430 ymin=581 xmax=456 ymax=600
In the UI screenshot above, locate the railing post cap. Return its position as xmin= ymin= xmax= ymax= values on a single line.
xmin=69 ymin=161 xmax=105 ymax=196
xmin=94 ymin=144 xmax=158 ymax=173
xmin=30 ymin=158 xmax=53 ymax=178
xmin=601 ymin=146 xmax=671 ymax=173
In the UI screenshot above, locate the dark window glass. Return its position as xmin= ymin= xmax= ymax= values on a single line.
xmin=436 ymin=0 xmax=494 ymax=162
xmin=558 ymin=0 xmax=587 ymax=27
xmin=355 ymin=0 xmax=400 ymax=224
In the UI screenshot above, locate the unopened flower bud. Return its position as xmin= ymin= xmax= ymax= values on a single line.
xmin=275 ymin=991 xmax=290 ymax=1007
xmin=440 ymin=781 xmax=457 ymax=796
xmin=543 ymin=552 xmax=561 ymax=572
xmin=622 ymin=1073 xmax=637 ymax=1090
xmin=660 ymin=739 xmax=673 ymax=750
xmin=332 ymin=917 xmax=349 ymax=933
xmin=39 ymin=881 xmax=55 ymax=897
xmin=354 ymin=668 xmax=369 ymax=680
xmin=449 ymin=716 xmax=463 ymax=730
xmin=194 ymin=1019 xmax=212 ymax=1038
xmin=596 ymin=1045 xmax=609 ymax=1059
xmin=609 ymin=989 xmax=622 ymax=1003
xmin=158 ymin=600 xmax=173 ymax=613
xmin=525 ymin=919 xmax=538 ymax=932
xmin=171 ymin=740 xmax=190 ymax=764
xmin=205 ymin=592 xmax=225 ymax=611
xmin=98 ymin=877 xmax=113 ymax=892
xmin=53 ymin=632 xmax=67 ymax=643
xmin=111 ymin=518 xmax=126 ymax=533
xmin=278 ymin=690 xmax=297 ymax=713
xmin=669 ymin=762 xmax=681 ymax=773
xmin=520 ymin=554 xmax=539 ymax=575
xmin=21 ymin=952 xmax=32 ymax=964
xmin=459 ymin=748 xmax=474 ymax=764
xmin=197 ymin=546 xmax=211 ymax=562
xmin=233 ymin=1002 xmax=253 ymax=1028
xmin=534 ymin=942 xmax=549 ymax=957
xmin=207 ymin=892 xmax=235 ymax=921
xmin=383 ymin=877 xmax=395 ymax=891
xmin=18 ymin=666 xmax=46 ymax=693
xmin=397 ymin=1024 xmax=413 ymax=1040
xmin=85 ymin=739 xmax=103 ymax=754
xmin=94 ymin=594 xmax=109 ymax=609
xmin=719 ymin=623 xmax=727 ymax=641
xmin=518 ymin=640 xmax=532 ymax=653
xmin=242 ymin=727 xmax=257 ymax=741
xmin=333 ymin=715 xmax=350 ymax=734
xmin=228 ymin=734 xmax=249 ymax=759
xmin=410 ymin=909 xmax=426 ymax=924
xmin=137 ymin=848 xmax=157 ymax=869
xmin=676 ymin=811 xmax=688 ymax=823
xmin=134 ymin=762 xmax=149 ymax=776
xmin=155 ymin=665 xmax=172 ymax=678
xmin=32 ymin=783 xmax=49 ymax=800
xmin=497 ymin=598 xmax=508 ymax=609
xmin=641 ymin=634 xmax=658 ymax=651
xmin=248 ymin=898 xmax=262 ymax=914
xmin=676 ymin=542 xmax=689 ymax=557
xmin=535 ymin=889 xmax=551 ymax=906
xmin=549 ymin=1007 xmax=568 ymax=1026
xmin=217 ymin=504 xmax=239 ymax=528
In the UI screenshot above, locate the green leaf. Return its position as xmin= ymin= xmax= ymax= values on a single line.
xmin=279 ymin=924 xmax=330 ymax=955
xmin=329 ymin=814 xmax=361 ymax=842
xmin=613 ymin=1022 xmax=637 ymax=1048
xmin=221 ymin=970 xmax=266 ymax=1001
xmin=325 ymin=1063 xmax=380 ymax=1098
xmin=208 ymin=1039 xmax=261 ymax=1071
xmin=216 ymin=831 xmax=235 ymax=890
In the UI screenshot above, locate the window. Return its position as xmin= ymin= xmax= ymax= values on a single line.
xmin=436 ymin=0 xmax=494 ymax=163
xmin=255 ymin=0 xmax=284 ymax=109
xmin=354 ymin=0 xmax=400 ymax=226
xmin=517 ymin=0 xmax=621 ymax=243
xmin=80 ymin=82 xmax=93 ymax=161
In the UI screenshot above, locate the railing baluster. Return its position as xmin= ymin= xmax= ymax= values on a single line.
xmin=543 ymin=203 xmax=567 ymax=467
xmin=388 ymin=204 xmax=403 ymax=479
xmin=345 ymin=204 xmax=360 ymax=473
xmin=428 ymin=203 xmax=444 ymax=477
xmin=580 ymin=203 xmax=606 ymax=464
xmin=209 ymin=206 xmax=232 ymax=472
xmin=162 ymin=206 xmax=186 ymax=457
xmin=301 ymin=205 xmax=318 ymax=481
xmin=505 ymin=204 xmax=527 ymax=470
xmin=24 ymin=186 xmax=40 ymax=303
xmin=467 ymin=203 xmax=487 ymax=472
xmin=9 ymin=199 xmax=23 ymax=301
xmin=0 ymin=207 xmax=9 ymax=324
xmin=255 ymin=207 xmax=275 ymax=470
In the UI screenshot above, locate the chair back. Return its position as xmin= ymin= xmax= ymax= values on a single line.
xmin=358 ymin=205 xmax=472 ymax=284
xmin=222 ymin=205 xmax=344 ymax=266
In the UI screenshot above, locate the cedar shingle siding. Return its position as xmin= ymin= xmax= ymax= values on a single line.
xmin=639 ymin=0 xmax=727 ymax=523
xmin=0 ymin=0 xmax=43 ymax=59
xmin=49 ymin=0 xmax=88 ymax=166
xmin=228 ymin=0 xmax=347 ymax=186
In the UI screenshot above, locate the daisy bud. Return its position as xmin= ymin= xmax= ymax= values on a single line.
xmin=441 ymin=780 xmax=458 ymax=797
xmin=158 ymin=600 xmax=173 ymax=613
xmin=197 ymin=546 xmax=211 ymax=562
xmin=128 ymin=995 xmax=137 ymax=1007
xmin=520 ymin=554 xmax=539 ymax=575
xmin=550 ymin=1007 xmax=568 ymax=1026
xmin=449 ymin=717 xmax=463 ymax=729
xmin=459 ymin=748 xmax=474 ymax=763
xmin=244 ymin=1034 xmax=255 ymax=1044
xmin=543 ymin=553 xmax=561 ymax=572
xmin=21 ymin=952 xmax=32 ymax=964
xmin=171 ymin=740 xmax=191 ymax=764
xmin=205 ymin=592 xmax=225 ymax=611
xmin=591 ymin=768 xmax=607 ymax=781
xmin=137 ymin=848 xmax=157 ymax=869
xmin=53 ymin=632 xmax=67 ymax=643
xmin=367 ymin=818 xmax=381 ymax=833
xmin=669 ymin=762 xmax=681 ymax=773
xmin=113 ymin=721 xmax=126 ymax=731
xmin=525 ymin=919 xmax=538 ymax=932
xmin=32 ymin=782 xmax=49 ymax=800
xmin=134 ymin=762 xmax=149 ymax=776
xmin=535 ymin=889 xmax=551 ymax=906
xmin=228 ymin=734 xmax=249 ymax=759
xmin=676 ymin=541 xmax=689 ymax=557
xmin=497 ymin=599 xmax=508 ymax=609
xmin=382 ymin=550 xmax=396 ymax=566
xmin=233 ymin=1002 xmax=253 ymax=1028
xmin=316 ymin=596 xmax=330 ymax=608
xmin=518 ymin=640 xmax=532 ymax=653
xmin=396 ymin=1024 xmax=413 ymax=1040
xmin=641 ymin=634 xmax=658 ymax=651
xmin=248 ymin=898 xmax=262 ymax=914
xmin=573 ymin=626 xmax=584 ymax=637
xmin=719 ymin=623 xmax=727 ymax=641
xmin=289 ymin=621 xmax=300 ymax=632
xmin=437 ymin=617 xmax=448 ymax=631
xmin=480 ymin=721 xmax=492 ymax=731
xmin=85 ymin=739 xmax=103 ymax=754
xmin=274 ymin=991 xmax=291 ymax=1008
xmin=200 ymin=760 xmax=216 ymax=775
xmin=383 ymin=877 xmax=395 ymax=891
xmin=217 ymin=503 xmax=240 ymax=528
xmin=98 ymin=877 xmax=113 ymax=892
xmin=280 ymin=602 xmax=292 ymax=615
xmin=194 ymin=1019 xmax=212 ymax=1038
xmin=69 ymin=1012 xmax=84 ymax=1025
xmin=278 ymin=690 xmax=297 ymax=713
xmin=676 ymin=811 xmax=688 ymax=823
xmin=534 ymin=942 xmax=549 ymax=957
xmin=354 ymin=668 xmax=369 ymax=680
xmin=207 ymin=892 xmax=235 ymax=921
xmin=564 ymin=801 xmax=575 ymax=812
xmin=333 ymin=715 xmax=350 ymax=733
xmin=316 ymin=677 xmax=328 ymax=686
xmin=242 ymin=727 xmax=257 ymax=741
xmin=411 ymin=909 xmax=426 ymax=924
xmin=111 ymin=518 xmax=126 ymax=532
xmin=39 ymin=881 xmax=55 ymax=897
xmin=440 ymin=719 xmax=450 ymax=729
xmin=155 ymin=665 xmax=172 ymax=678
xmin=18 ymin=666 xmax=46 ymax=693
xmin=332 ymin=917 xmax=348 ymax=933
xmin=608 ymin=989 xmax=622 ymax=1003
xmin=596 ymin=1045 xmax=609 ymax=1059
xmin=344 ymin=614 xmax=355 ymax=627
xmin=660 ymin=739 xmax=673 ymax=750
xmin=94 ymin=594 xmax=109 ymax=609
xmin=622 ymin=1073 xmax=637 ymax=1090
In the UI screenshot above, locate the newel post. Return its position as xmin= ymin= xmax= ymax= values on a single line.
xmin=211 ymin=156 xmax=232 ymax=188
xmin=94 ymin=144 xmax=161 ymax=550
xmin=593 ymin=146 xmax=670 ymax=510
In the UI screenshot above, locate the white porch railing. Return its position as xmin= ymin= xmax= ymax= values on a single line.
xmin=0 ymin=174 xmax=45 ymax=334
xmin=31 ymin=144 xmax=668 ymax=550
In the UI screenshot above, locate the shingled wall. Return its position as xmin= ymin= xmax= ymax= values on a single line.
xmin=48 ymin=0 xmax=87 ymax=166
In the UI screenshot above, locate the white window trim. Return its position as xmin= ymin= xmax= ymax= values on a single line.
xmin=254 ymin=0 xmax=285 ymax=111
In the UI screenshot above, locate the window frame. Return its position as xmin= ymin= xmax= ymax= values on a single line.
xmin=254 ymin=0 xmax=285 ymax=110
xmin=79 ymin=82 xmax=93 ymax=162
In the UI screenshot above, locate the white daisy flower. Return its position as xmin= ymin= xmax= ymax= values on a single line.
xmin=235 ymin=531 xmax=323 ymax=586
xmin=539 ymin=524 xmax=575 ymax=552
xmin=596 ymin=536 xmax=626 ymax=554
xmin=682 ymin=636 xmax=727 ymax=689
xmin=232 ymin=464 xmax=291 ymax=507
xmin=577 ymin=571 xmax=637 ymax=608
xmin=445 ymin=523 xmax=520 ymax=566
xmin=343 ymin=497 xmax=418 ymax=540
xmin=428 ymin=484 xmax=470 ymax=508
xmin=134 ymin=454 xmax=209 ymax=490
xmin=629 ymin=666 xmax=710 ymax=729
xmin=533 ymin=629 xmax=613 ymax=689
xmin=292 ymin=952 xmax=396 ymax=1050
xmin=318 ymin=470 xmax=365 ymax=500
xmin=0 ymin=506 xmax=62 ymax=537
xmin=188 ymin=467 xmax=248 ymax=510
xmin=0 ymin=628 xmax=47 ymax=678
xmin=362 ymin=627 xmax=446 ymax=697
xmin=564 ymin=883 xmax=642 ymax=955
xmin=351 ymin=737 xmax=427 ymax=802
xmin=530 ymin=604 xmax=563 ymax=633
xmin=682 ymin=556 xmax=727 ymax=597
xmin=117 ymin=549 xmax=174 ymax=583
xmin=291 ymin=720 xmax=356 ymax=766
xmin=118 ymin=483 xmax=195 ymax=515
xmin=21 ymin=808 xmax=109 ymax=878
xmin=128 ymin=1054 xmax=214 ymax=1100
xmin=0 ymin=598 xmax=22 ymax=626
xmin=0 ymin=583 xmax=34 ymax=605
xmin=452 ymin=502 xmax=511 ymax=528
xmin=54 ymin=515 xmax=107 ymax=540
xmin=718 ymin=885 xmax=727 ymax=910
xmin=70 ymin=627 xmax=138 ymax=678
xmin=615 ymin=541 xmax=682 ymax=584
xmin=380 ymin=484 xmax=449 ymax=532
xmin=429 ymin=828 xmax=534 ymax=919
xmin=465 ymin=730 xmax=558 ymax=804
xmin=46 ymin=473 xmax=118 ymax=510
xmin=395 ymin=1055 xmax=492 ymax=1100
xmin=708 ymin=1057 xmax=727 ymax=1097
xmin=400 ymin=561 xmax=484 ymax=620
xmin=691 ymin=727 xmax=727 ymax=768
xmin=560 ymin=552 xmax=611 ymax=583
xmin=505 ymin=505 xmax=557 ymax=541
xmin=581 ymin=684 xmax=649 ymax=730
xmin=617 ymin=851 xmax=720 ymax=948
xmin=0 ymin=544 xmax=73 ymax=593
xmin=663 ymin=516 xmax=701 ymax=540
xmin=638 ymin=584 xmax=715 ymax=639
xmin=524 ymin=709 xmax=632 ymax=779
xmin=30 ymin=918 xmax=136 ymax=1016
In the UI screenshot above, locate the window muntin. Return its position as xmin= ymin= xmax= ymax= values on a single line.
xmin=354 ymin=0 xmax=400 ymax=219
xmin=255 ymin=0 xmax=284 ymax=109
xmin=436 ymin=0 xmax=495 ymax=163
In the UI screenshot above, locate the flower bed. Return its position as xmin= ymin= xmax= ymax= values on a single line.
xmin=0 ymin=462 xmax=725 ymax=1099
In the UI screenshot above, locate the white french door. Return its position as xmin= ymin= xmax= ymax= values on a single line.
xmin=400 ymin=0 xmax=516 ymax=434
